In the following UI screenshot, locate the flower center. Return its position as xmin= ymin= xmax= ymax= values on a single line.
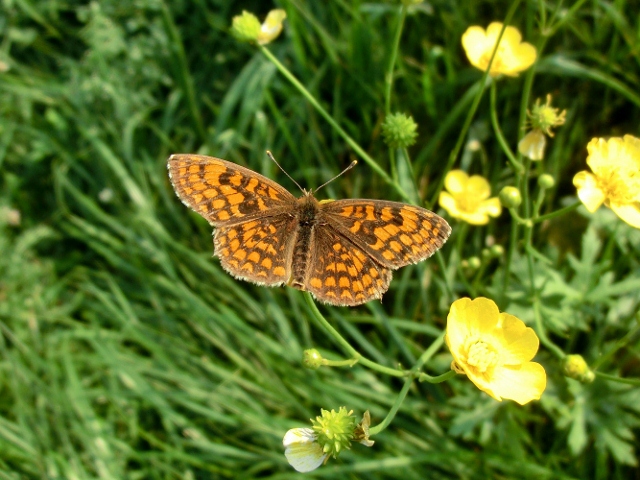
xmin=457 ymin=192 xmax=482 ymax=213
xmin=465 ymin=339 xmax=500 ymax=373
xmin=597 ymin=167 xmax=640 ymax=204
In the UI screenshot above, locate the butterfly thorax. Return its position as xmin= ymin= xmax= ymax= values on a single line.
xmin=289 ymin=194 xmax=321 ymax=290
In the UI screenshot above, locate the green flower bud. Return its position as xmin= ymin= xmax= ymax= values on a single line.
xmin=538 ymin=174 xmax=555 ymax=189
xmin=563 ymin=354 xmax=595 ymax=383
xmin=499 ymin=186 xmax=522 ymax=208
xmin=490 ymin=244 xmax=505 ymax=257
xmin=231 ymin=11 xmax=261 ymax=43
xmin=467 ymin=256 xmax=481 ymax=270
xmin=382 ymin=113 xmax=418 ymax=148
xmin=311 ymin=407 xmax=357 ymax=458
xmin=302 ymin=349 xmax=323 ymax=370
xmin=481 ymin=248 xmax=492 ymax=261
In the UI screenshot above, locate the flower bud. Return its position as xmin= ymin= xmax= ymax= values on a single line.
xmin=538 ymin=174 xmax=555 ymax=189
xmin=302 ymin=349 xmax=323 ymax=370
xmin=382 ymin=113 xmax=418 ymax=148
xmin=231 ymin=11 xmax=261 ymax=43
xmin=499 ymin=186 xmax=522 ymax=208
xmin=490 ymin=244 xmax=505 ymax=257
xmin=563 ymin=354 xmax=595 ymax=383
xmin=467 ymin=256 xmax=481 ymax=270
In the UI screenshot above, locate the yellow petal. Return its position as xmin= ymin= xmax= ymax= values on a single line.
xmin=489 ymin=362 xmax=547 ymax=405
xmin=466 ymin=175 xmax=492 ymax=200
xmin=439 ymin=191 xmax=462 ymax=218
xmin=499 ymin=24 xmax=523 ymax=45
xmin=448 ymin=297 xmax=500 ymax=341
xmin=573 ymin=171 xmax=605 ymax=212
xmin=461 ymin=26 xmax=489 ymax=65
xmin=444 ymin=170 xmax=470 ymax=195
xmin=257 ymin=9 xmax=287 ymax=45
xmin=518 ymin=129 xmax=546 ymax=160
xmin=498 ymin=313 xmax=540 ymax=364
xmin=610 ymin=202 xmax=640 ymax=228
xmin=459 ymin=210 xmax=490 ymax=225
xmin=283 ymin=428 xmax=327 ymax=473
xmin=478 ymin=197 xmax=502 ymax=218
xmin=487 ymin=22 xmax=504 ymax=41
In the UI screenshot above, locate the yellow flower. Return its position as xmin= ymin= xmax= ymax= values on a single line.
xmin=573 ymin=135 xmax=640 ymax=228
xmin=439 ymin=170 xmax=502 ymax=225
xmin=445 ymin=297 xmax=547 ymax=405
xmin=462 ymin=22 xmax=536 ymax=77
xmin=231 ymin=9 xmax=287 ymax=45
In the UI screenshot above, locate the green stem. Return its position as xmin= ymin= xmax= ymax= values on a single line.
xmin=260 ymin=46 xmax=408 ymax=202
xmin=369 ymin=376 xmax=413 ymax=436
xmin=418 ymin=370 xmax=456 ymax=383
xmin=534 ymin=201 xmax=581 ymax=223
xmin=370 ymin=332 xmax=450 ymax=435
xmin=385 ymin=4 xmax=408 ymax=115
xmin=591 ymin=317 xmax=640 ymax=371
xmin=303 ymin=292 xmax=407 ymax=377
xmin=533 ymin=298 xmax=564 ymax=359
xmin=595 ymin=372 xmax=640 ymax=386
xmin=490 ymin=82 xmax=523 ymax=174
xmin=428 ymin=0 xmax=522 ymax=207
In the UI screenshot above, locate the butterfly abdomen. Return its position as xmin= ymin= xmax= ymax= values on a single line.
xmin=289 ymin=196 xmax=319 ymax=290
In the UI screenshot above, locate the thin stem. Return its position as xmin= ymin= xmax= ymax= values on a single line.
xmin=534 ymin=201 xmax=581 ymax=223
xmin=591 ymin=317 xmax=640 ymax=371
xmin=370 ymin=332 xmax=450 ymax=435
xmin=385 ymin=4 xmax=408 ymax=115
xmin=533 ymin=298 xmax=565 ymax=359
xmin=414 ymin=331 xmax=446 ymax=371
xmin=595 ymin=372 xmax=640 ymax=386
xmin=490 ymin=82 xmax=523 ymax=174
xmin=428 ymin=0 xmax=522 ymax=207
xmin=369 ymin=376 xmax=413 ymax=436
xmin=418 ymin=370 xmax=456 ymax=383
xmin=260 ymin=46 xmax=409 ymax=202
xmin=303 ymin=292 xmax=407 ymax=377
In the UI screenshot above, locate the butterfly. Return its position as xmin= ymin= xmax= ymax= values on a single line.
xmin=167 ymin=154 xmax=451 ymax=306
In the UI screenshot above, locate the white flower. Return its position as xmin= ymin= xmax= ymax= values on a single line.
xmin=282 ymin=428 xmax=327 ymax=472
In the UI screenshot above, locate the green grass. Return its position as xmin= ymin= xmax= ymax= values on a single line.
xmin=1 ymin=0 xmax=639 ymax=478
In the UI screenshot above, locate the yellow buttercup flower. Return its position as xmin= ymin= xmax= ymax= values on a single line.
xmin=439 ymin=170 xmax=502 ymax=225
xmin=462 ymin=22 xmax=536 ymax=77
xmin=573 ymin=135 xmax=640 ymax=228
xmin=231 ymin=9 xmax=286 ymax=45
xmin=445 ymin=297 xmax=547 ymax=405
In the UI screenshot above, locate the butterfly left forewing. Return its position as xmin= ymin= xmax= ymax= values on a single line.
xmin=167 ymin=154 xmax=296 ymax=226
xmin=320 ymin=199 xmax=451 ymax=268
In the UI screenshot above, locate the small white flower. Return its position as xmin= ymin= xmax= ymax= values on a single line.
xmin=282 ymin=428 xmax=327 ymax=473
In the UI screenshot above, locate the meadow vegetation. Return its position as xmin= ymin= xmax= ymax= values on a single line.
xmin=1 ymin=0 xmax=639 ymax=478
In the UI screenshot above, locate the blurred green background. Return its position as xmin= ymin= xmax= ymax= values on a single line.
xmin=1 ymin=0 xmax=639 ymax=478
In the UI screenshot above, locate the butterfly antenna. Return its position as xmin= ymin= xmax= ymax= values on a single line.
xmin=266 ymin=151 xmax=305 ymax=193
xmin=314 ymin=160 xmax=358 ymax=193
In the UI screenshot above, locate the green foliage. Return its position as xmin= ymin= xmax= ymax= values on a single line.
xmin=1 ymin=0 xmax=639 ymax=478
